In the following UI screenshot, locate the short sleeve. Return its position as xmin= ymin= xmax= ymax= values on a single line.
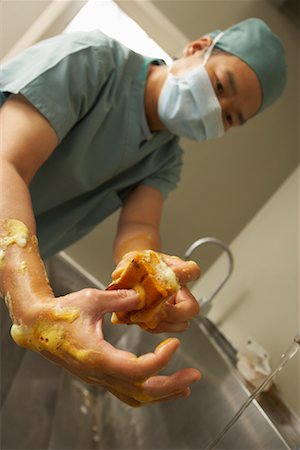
xmin=141 ymin=137 xmax=183 ymax=199
xmin=0 ymin=31 xmax=113 ymax=142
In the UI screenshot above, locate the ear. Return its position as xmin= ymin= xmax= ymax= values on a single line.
xmin=183 ymin=36 xmax=212 ymax=57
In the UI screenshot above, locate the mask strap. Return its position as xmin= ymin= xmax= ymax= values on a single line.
xmin=203 ymin=31 xmax=224 ymax=66
xmin=167 ymin=30 xmax=224 ymax=73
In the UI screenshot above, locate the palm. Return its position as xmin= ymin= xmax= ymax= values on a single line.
xmin=35 ymin=288 xmax=200 ymax=407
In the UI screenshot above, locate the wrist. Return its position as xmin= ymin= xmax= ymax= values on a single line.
xmin=113 ymin=227 xmax=161 ymax=264
xmin=10 ymin=296 xmax=86 ymax=366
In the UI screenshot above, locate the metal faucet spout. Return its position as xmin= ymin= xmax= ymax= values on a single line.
xmin=184 ymin=237 xmax=234 ymax=314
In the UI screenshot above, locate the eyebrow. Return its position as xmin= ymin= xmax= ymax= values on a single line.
xmin=226 ymin=70 xmax=246 ymax=126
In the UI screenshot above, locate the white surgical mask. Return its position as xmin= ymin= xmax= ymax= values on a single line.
xmin=158 ymin=32 xmax=225 ymax=141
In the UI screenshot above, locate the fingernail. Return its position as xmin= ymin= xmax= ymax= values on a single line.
xmin=192 ymin=371 xmax=202 ymax=382
xmin=181 ymin=388 xmax=191 ymax=398
xmin=155 ymin=338 xmax=179 ymax=353
xmin=127 ymin=289 xmax=140 ymax=298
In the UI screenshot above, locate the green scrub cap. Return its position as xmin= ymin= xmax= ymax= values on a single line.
xmin=208 ymin=18 xmax=287 ymax=113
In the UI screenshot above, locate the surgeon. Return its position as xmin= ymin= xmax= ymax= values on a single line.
xmin=0 ymin=18 xmax=286 ymax=406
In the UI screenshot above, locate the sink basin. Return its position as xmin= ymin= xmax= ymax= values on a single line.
xmin=1 ymin=252 xmax=298 ymax=449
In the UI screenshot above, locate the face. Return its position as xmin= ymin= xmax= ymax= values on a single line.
xmin=170 ymin=41 xmax=262 ymax=132
xmin=206 ymin=52 xmax=262 ymax=131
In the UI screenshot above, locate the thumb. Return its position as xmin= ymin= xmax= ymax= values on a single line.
xmin=101 ymin=289 xmax=140 ymax=313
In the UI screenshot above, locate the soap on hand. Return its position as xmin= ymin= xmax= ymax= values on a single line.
xmin=106 ymin=250 xmax=180 ymax=329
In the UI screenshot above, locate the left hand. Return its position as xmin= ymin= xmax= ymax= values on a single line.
xmin=145 ymin=254 xmax=201 ymax=333
xmin=144 ymin=287 xmax=200 ymax=333
xmin=113 ymin=251 xmax=201 ymax=333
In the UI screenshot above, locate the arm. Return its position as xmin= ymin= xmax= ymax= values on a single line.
xmin=0 ymin=94 xmax=200 ymax=406
xmin=0 ymin=94 xmax=58 ymax=323
xmin=111 ymin=184 xmax=201 ymax=333
xmin=0 ymin=94 xmax=58 ymax=231
xmin=113 ymin=185 xmax=163 ymax=263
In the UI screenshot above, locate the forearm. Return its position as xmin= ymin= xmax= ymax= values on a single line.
xmin=112 ymin=185 xmax=164 ymax=264
xmin=0 ymin=218 xmax=54 ymax=325
xmin=113 ymin=221 xmax=161 ymax=264
xmin=0 ymin=163 xmax=54 ymax=325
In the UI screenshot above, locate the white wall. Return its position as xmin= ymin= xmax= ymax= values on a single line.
xmin=192 ymin=168 xmax=300 ymax=414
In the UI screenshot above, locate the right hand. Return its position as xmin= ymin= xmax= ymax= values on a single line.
xmin=110 ymin=250 xmax=201 ymax=333
xmin=11 ymin=288 xmax=201 ymax=407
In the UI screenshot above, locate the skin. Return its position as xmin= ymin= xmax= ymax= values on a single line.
xmin=0 ymin=219 xmax=200 ymax=406
xmin=109 ymin=250 xmax=200 ymax=331
xmin=0 ymin=95 xmax=200 ymax=405
xmin=144 ymin=36 xmax=262 ymax=133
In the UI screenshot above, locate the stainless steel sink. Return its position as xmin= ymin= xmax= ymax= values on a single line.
xmin=1 ymin=252 xmax=299 ymax=450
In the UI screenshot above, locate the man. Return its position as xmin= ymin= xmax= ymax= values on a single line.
xmin=0 ymin=18 xmax=286 ymax=406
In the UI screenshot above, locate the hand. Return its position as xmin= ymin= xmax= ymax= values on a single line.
xmin=112 ymin=251 xmax=201 ymax=333
xmin=144 ymin=254 xmax=201 ymax=333
xmin=10 ymin=288 xmax=201 ymax=407
xmin=144 ymin=287 xmax=200 ymax=333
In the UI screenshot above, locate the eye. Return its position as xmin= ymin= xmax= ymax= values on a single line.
xmin=216 ymin=79 xmax=224 ymax=95
xmin=225 ymin=112 xmax=233 ymax=126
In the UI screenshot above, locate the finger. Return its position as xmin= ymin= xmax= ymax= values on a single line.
xmin=163 ymin=288 xmax=200 ymax=323
xmin=146 ymin=321 xmax=189 ymax=334
xmin=107 ymin=386 xmax=142 ymax=407
xmin=85 ymin=374 xmax=147 ymax=407
xmin=93 ymin=289 xmax=140 ymax=313
xmin=58 ymin=288 xmax=139 ymax=315
xmin=161 ymin=255 xmax=201 ymax=284
xmin=143 ymin=368 xmax=201 ymax=399
xmin=173 ymin=260 xmax=201 ymax=284
xmin=110 ymin=252 xmax=137 ymax=279
xmin=151 ymin=387 xmax=191 ymax=403
xmin=90 ymin=369 xmax=199 ymax=406
xmin=107 ymin=385 xmax=191 ymax=406
xmin=95 ymin=337 xmax=181 ymax=382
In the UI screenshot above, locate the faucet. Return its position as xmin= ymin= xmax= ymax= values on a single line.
xmin=184 ymin=237 xmax=234 ymax=315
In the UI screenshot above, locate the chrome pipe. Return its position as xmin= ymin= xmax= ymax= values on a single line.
xmin=184 ymin=237 xmax=234 ymax=314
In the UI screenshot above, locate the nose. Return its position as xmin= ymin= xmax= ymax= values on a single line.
xmin=218 ymin=96 xmax=233 ymax=113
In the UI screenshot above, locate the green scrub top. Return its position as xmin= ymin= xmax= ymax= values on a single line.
xmin=0 ymin=30 xmax=183 ymax=258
